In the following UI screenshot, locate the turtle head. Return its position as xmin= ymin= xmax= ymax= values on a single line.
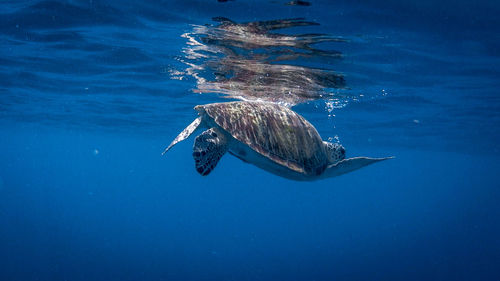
xmin=323 ymin=141 xmax=345 ymax=164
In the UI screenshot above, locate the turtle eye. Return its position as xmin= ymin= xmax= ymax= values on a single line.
xmin=338 ymin=147 xmax=345 ymax=159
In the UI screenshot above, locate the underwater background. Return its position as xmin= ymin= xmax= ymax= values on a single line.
xmin=1 ymin=0 xmax=499 ymax=280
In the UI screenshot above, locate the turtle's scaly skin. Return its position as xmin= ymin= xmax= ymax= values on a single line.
xmin=196 ymin=101 xmax=329 ymax=176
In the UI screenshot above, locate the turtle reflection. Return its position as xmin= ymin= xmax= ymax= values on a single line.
xmin=172 ymin=17 xmax=348 ymax=106
xmin=200 ymin=57 xmax=346 ymax=105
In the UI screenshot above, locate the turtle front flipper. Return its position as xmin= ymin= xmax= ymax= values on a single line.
xmin=322 ymin=156 xmax=394 ymax=178
xmin=193 ymin=128 xmax=228 ymax=176
xmin=162 ymin=117 xmax=202 ymax=155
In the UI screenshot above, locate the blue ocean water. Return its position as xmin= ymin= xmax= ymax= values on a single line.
xmin=1 ymin=0 xmax=499 ymax=280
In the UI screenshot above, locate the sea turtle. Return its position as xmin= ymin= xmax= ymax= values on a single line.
xmin=163 ymin=101 xmax=392 ymax=181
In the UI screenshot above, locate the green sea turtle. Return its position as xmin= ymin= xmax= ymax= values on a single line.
xmin=163 ymin=101 xmax=392 ymax=181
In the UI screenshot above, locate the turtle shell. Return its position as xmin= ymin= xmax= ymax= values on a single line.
xmin=197 ymin=101 xmax=329 ymax=176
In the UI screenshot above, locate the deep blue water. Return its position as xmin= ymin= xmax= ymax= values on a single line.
xmin=1 ymin=0 xmax=500 ymax=280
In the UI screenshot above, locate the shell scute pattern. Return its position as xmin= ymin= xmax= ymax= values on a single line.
xmin=203 ymin=102 xmax=328 ymax=175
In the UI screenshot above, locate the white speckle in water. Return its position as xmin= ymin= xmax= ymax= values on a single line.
xmin=84 ymin=87 xmax=89 ymax=90
xmin=327 ymin=135 xmax=340 ymax=143
xmin=93 ymin=149 xmax=99 ymax=155
xmin=413 ymin=119 xmax=420 ymax=124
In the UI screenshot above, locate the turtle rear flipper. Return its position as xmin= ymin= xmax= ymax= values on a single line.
xmin=193 ymin=128 xmax=228 ymax=176
xmin=162 ymin=117 xmax=202 ymax=155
